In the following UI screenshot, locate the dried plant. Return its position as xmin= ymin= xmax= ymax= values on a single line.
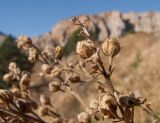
xmin=0 ymin=16 xmax=160 ymax=123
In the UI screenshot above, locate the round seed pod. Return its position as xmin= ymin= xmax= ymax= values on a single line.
xmin=49 ymin=81 xmax=61 ymax=92
xmin=76 ymin=39 xmax=96 ymax=59
xmin=102 ymin=37 xmax=120 ymax=57
xmin=77 ymin=112 xmax=90 ymax=123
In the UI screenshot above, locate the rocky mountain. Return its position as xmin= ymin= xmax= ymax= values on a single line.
xmin=33 ymin=11 xmax=160 ymax=48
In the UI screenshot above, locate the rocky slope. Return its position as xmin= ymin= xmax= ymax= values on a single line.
xmin=33 ymin=11 xmax=160 ymax=48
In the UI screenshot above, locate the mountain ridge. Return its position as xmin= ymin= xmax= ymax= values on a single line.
xmin=32 ymin=11 xmax=160 ymax=48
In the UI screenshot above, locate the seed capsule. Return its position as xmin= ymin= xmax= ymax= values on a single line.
xmin=17 ymin=35 xmax=32 ymax=49
xmin=102 ymin=37 xmax=120 ymax=57
xmin=76 ymin=39 xmax=96 ymax=59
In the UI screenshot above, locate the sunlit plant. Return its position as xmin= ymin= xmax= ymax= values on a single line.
xmin=0 ymin=16 xmax=159 ymax=123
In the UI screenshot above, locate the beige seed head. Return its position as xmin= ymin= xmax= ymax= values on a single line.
xmin=102 ymin=37 xmax=120 ymax=57
xmin=98 ymin=93 xmax=113 ymax=109
xmin=17 ymin=35 xmax=32 ymax=49
xmin=76 ymin=39 xmax=96 ymax=59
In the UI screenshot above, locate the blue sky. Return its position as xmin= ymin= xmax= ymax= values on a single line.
xmin=0 ymin=0 xmax=160 ymax=37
